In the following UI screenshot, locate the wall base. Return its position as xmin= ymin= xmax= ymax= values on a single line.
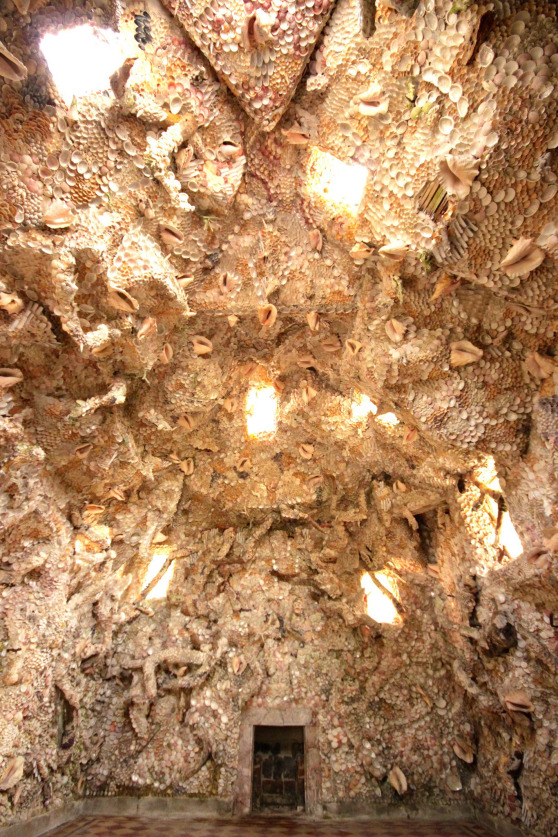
xmin=0 ymin=796 xmax=526 ymax=837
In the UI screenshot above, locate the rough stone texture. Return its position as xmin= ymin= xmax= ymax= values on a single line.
xmin=0 ymin=0 xmax=557 ymax=835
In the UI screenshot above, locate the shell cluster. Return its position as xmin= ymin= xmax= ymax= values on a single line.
xmin=0 ymin=0 xmax=557 ymax=835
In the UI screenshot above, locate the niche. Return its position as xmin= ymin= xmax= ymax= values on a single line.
xmin=251 ymin=725 xmax=305 ymax=812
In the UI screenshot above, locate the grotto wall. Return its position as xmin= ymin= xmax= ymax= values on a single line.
xmin=0 ymin=0 xmax=557 ymax=833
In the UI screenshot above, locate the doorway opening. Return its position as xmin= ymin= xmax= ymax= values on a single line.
xmin=251 ymin=725 xmax=305 ymax=812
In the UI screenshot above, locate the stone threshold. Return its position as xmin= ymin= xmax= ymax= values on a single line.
xmin=0 ymin=796 xmax=526 ymax=837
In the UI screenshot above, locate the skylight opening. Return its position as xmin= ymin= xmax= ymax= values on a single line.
xmin=306 ymin=148 xmax=368 ymax=215
xmin=351 ymin=392 xmax=377 ymax=422
xmin=499 ymin=511 xmax=523 ymax=560
xmin=142 ymin=550 xmax=175 ymax=600
xmin=361 ymin=571 xmax=401 ymax=625
xmin=377 ymin=411 xmax=400 ymax=427
xmin=246 ymin=385 xmax=278 ymax=438
xmin=40 ymin=26 xmax=126 ymax=105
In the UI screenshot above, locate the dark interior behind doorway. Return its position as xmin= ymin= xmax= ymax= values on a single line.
xmin=252 ymin=725 xmax=305 ymax=812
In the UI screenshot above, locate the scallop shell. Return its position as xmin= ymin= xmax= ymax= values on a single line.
xmin=438 ymin=116 xmax=454 ymax=135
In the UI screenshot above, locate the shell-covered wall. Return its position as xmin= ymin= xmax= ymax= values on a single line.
xmin=0 ymin=0 xmax=557 ymax=833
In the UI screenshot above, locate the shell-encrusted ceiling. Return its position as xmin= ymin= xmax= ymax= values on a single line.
xmin=0 ymin=0 xmax=558 ymax=832
xmin=159 ymin=0 xmax=337 ymax=129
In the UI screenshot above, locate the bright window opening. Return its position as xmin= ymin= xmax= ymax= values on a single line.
xmin=142 ymin=550 xmax=175 ymax=600
xmin=361 ymin=571 xmax=401 ymax=625
xmin=476 ymin=456 xmax=502 ymax=492
xmin=351 ymin=392 xmax=377 ymax=422
xmin=246 ymin=385 xmax=278 ymax=438
xmin=306 ymin=148 xmax=368 ymax=215
xmin=41 ymin=26 xmax=126 ymax=105
xmin=377 ymin=412 xmax=400 ymax=427
xmin=499 ymin=511 xmax=523 ymax=560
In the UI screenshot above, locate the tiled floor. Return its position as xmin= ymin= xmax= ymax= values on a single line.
xmin=44 ymin=815 xmax=502 ymax=837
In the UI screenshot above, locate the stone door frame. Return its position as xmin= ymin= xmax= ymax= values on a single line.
xmin=234 ymin=706 xmax=320 ymax=816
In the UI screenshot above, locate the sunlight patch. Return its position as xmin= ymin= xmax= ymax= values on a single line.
xmin=361 ymin=571 xmax=401 ymax=624
xmin=306 ymin=148 xmax=368 ymax=215
xmin=41 ymin=26 xmax=125 ymax=105
xmin=246 ymin=385 xmax=278 ymax=438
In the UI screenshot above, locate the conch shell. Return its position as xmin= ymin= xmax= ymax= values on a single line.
xmin=0 ymin=292 xmax=24 ymax=314
xmin=191 ymin=335 xmax=213 ymax=356
xmin=350 ymin=242 xmax=373 ymax=260
xmin=439 ymin=157 xmax=479 ymax=199
xmin=306 ymin=312 xmax=320 ymax=332
xmin=385 ymin=318 xmax=406 ymax=343
xmin=345 ymin=339 xmax=362 ymax=356
xmin=0 ymin=41 xmax=27 ymax=82
xmin=0 ymin=757 xmax=25 ymax=791
xmin=388 ymin=765 xmax=407 ymax=795
xmin=450 ymin=340 xmax=483 ymax=367
xmin=43 ymin=199 xmax=74 ymax=229
xmin=358 ymin=84 xmax=389 ymax=117
xmin=504 ymin=690 xmax=534 ymax=714
xmin=159 ymin=343 xmax=173 ymax=364
xmin=378 ymin=241 xmax=407 ymax=261
xmin=524 ymin=351 xmax=555 ymax=380
xmin=453 ymin=738 xmax=475 ymax=764
xmin=299 ymin=443 xmax=314 ymax=460
xmin=108 ymin=287 xmax=139 ymax=313
xmin=500 ymin=238 xmax=545 ymax=277
xmin=0 ymin=368 xmax=23 ymax=388
xmin=258 ymin=304 xmax=277 ymax=328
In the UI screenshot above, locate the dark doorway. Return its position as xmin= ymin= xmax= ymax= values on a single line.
xmin=251 ymin=725 xmax=305 ymax=812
